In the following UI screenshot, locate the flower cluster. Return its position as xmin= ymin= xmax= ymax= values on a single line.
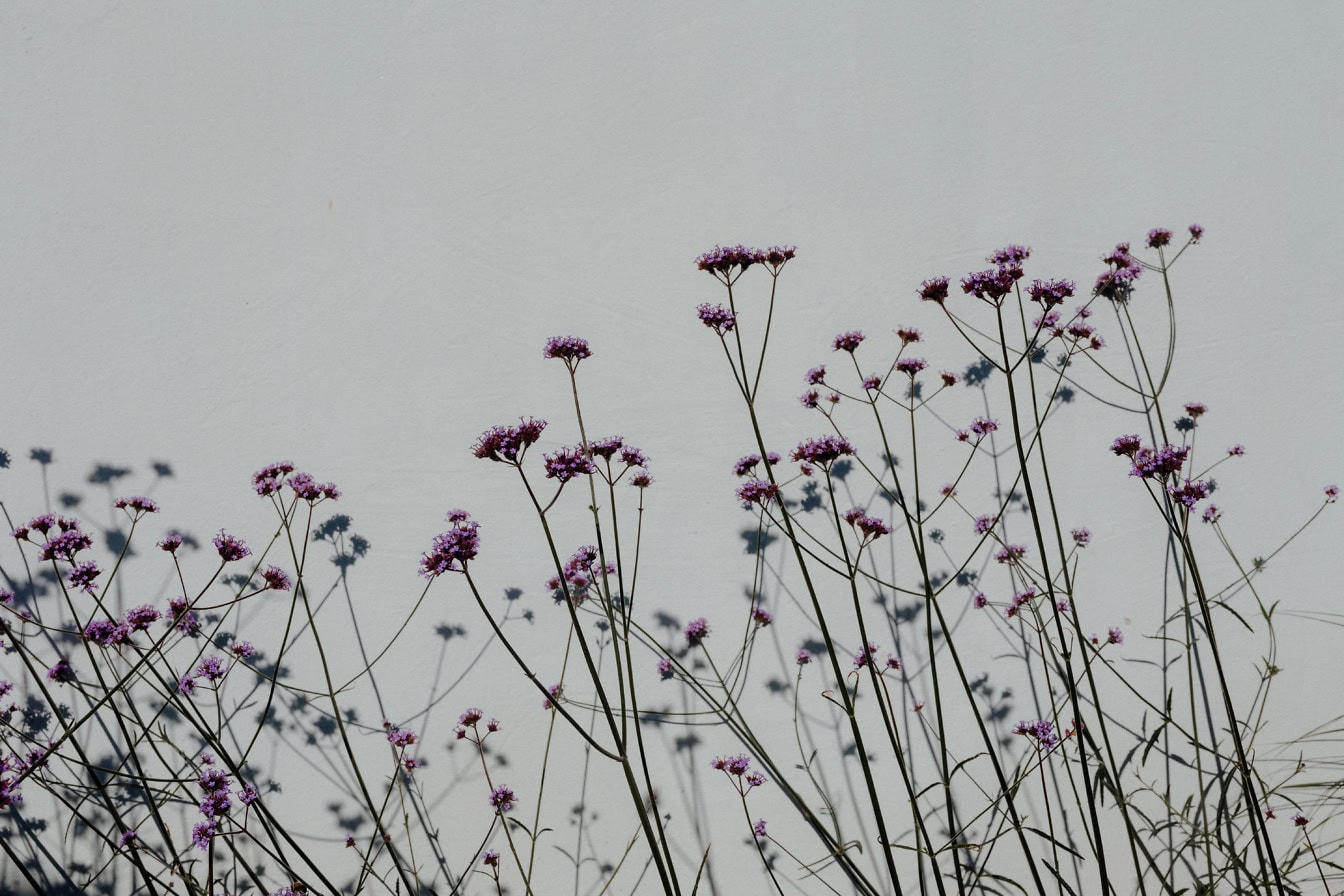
xmin=685 ymin=617 xmax=710 ymax=646
xmin=792 ymin=435 xmax=855 ymax=468
xmin=733 ymin=452 xmax=781 ymax=477
xmin=1129 ymin=443 xmax=1191 ymax=480
xmin=83 ymin=604 xmax=161 ymax=648
xmin=1013 ymin=719 xmax=1061 ymax=752
xmin=213 ymin=531 xmax=251 ymax=563
xmin=543 ymin=446 xmax=598 ymax=483
xmin=696 ymin=303 xmax=738 ymax=334
xmin=473 ymin=418 xmax=547 ymax=463
xmin=112 ymin=496 xmax=160 ymax=518
xmin=956 ymin=416 xmax=999 ymax=442
xmin=543 ymin=335 xmax=592 ymax=367
xmin=842 ymin=507 xmax=891 ymax=543
xmin=385 ymin=722 xmax=421 ymax=773
xmin=1095 ymin=242 xmax=1143 ymax=301
xmin=736 ymin=479 xmax=780 ymax=508
xmin=710 ymin=754 xmax=767 ymax=793
xmin=419 ymin=511 xmax=481 ymax=578
xmin=918 ymin=276 xmax=950 ymax=304
xmin=1168 ymin=478 xmax=1211 ymax=510
xmin=695 ymin=244 xmax=795 ymax=281
xmin=1028 ymin=278 xmax=1075 ymax=308
xmin=832 ymin=330 xmax=865 ymax=353
xmin=961 ymin=245 xmax=1030 ymax=304
xmin=546 ymin=545 xmax=613 ymax=604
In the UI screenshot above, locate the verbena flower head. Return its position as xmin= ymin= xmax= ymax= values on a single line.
xmin=940 ymin=370 xmax=958 ymax=386
xmin=630 ymin=469 xmax=653 ymax=489
xmin=751 ymin=606 xmax=772 ymax=627
xmin=804 ymin=365 xmax=826 ymax=385
xmin=1072 ymin=527 xmax=1092 ymax=547
xmin=473 ymin=418 xmax=547 ymax=464
xmin=1108 ymin=626 xmax=1124 ymax=645
xmin=1326 ymin=484 xmax=1339 ymax=503
xmin=792 ymin=435 xmax=855 ymax=468
xmin=39 ymin=528 xmax=93 ymax=563
xmin=68 ymin=561 xmax=100 ymax=594
xmin=1188 ymin=223 xmax=1205 ymax=242
xmin=736 ymin=479 xmax=780 ymax=508
xmin=1095 ymin=242 xmax=1143 ymax=301
xmin=711 ymin=754 xmax=753 ymax=776
xmin=489 ymin=784 xmax=516 ymax=812
xmin=1130 ymin=443 xmax=1191 ymax=480
xmin=158 ymin=533 xmax=184 ymax=553
xmin=543 ymin=336 xmax=592 ymax=367
xmin=896 ymin=327 xmax=921 ymax=344
xmin=543 ymin=446 xmax=598 ymax=483
xmin=113 ymin=496 xmax=159 ymax=517
xmin=853 ymin=641 xmax=880 ymax=669
xmin=1110 ymin=434 xmax=1143 ymax=457
xmin=685 ymin=617 xmax=710 ymax=646
xmin=657 ymin=657 xmax=673 ymax=680
xmin=213 ymin=531 xmax=251 ymax=563
xmin=696 ymin=303 xmax=737 ymax=335
xmin=918 ymin=276 xmax=950 ymax=304
xmin=1147 ymin=227 xmax=1173 ymax=248
xmin=696 ymin=244 xmax=765 ymax=276
xmin=420 ymin=513 xmax=481 ymax=578
xmin=1028 ymin=279 xmax=1075 ymax=308
xmin=994 ymin=544 xmax=1027 ymax=564
xmin=1183 ymin=401 xmax=1208 ymax=419
xmin=988 ymin=245 xmax=1031 ymax=267
xmin=753 ymin=818 xmax=767 ymax=838
xmin=832 ymin=330 xmax=865 ymax=353
xmin=253 ymin=462 xmax=295 ymax=496
xmin=260 ymin=566 xmax=292 ymax=591
xmin=1168 ymin=478 xmax=1211 ymax=510
xmin=733 ymin=452 xmax=781 ymax=477
xmin=1013 ymin=719 xmax=1060 ymax=752
xmin=796 ymin=649 xmax=812 ymax=665
xmin=961 ymin=267 xmax=1017 ymax=304
xmin=894 ymin=357 xmax=927 ymax=376
xmin=287 ymin=472 xmax=340 ymax=503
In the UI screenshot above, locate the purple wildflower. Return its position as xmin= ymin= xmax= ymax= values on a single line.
xmin=543 ymin=446 xmax=597 ymax=483
xmin=483 ymin=849 xmax=500 ymax=867
xmin=853 ymin=641 xmax=880 ymax=669
xmin=542 ymin=683 xmax=562 ymax=710
xmin=168 ymin=597 xmax=200 ymax=635
xmin=696 ymin=245 xmax=767 ymax=277
xmin=751 ymin=606 xmax=772 ymax=627
xmin=1110 ymin=434 xmax=1142 ymax=457
xmin=260 ymin=566 xmax=292 ymax=591
xmin=973 ymin=515 xmax=996 ymax=535
xmin=489 ymin=785 xmax=516 ymax=812
xmin=68 ymin=561 xmax=100 ymax=594
xmin=191 ymin=819 xmax=217 ymax=851
xmin=796 ymin=649 xmax=811 ymax=665
xmin=832 ymin=330 xmax=865 ymax=353
xmin=419 ymin=514 xmax=481 ymax=578
xmin=1188 ymin=224 xmax=1204 ymax=242
xmin=543 ymin=335 xmax=592 ymax=366
xmin=124 ymin=604 xmax=160 ymax=630
xmin=1095 ymin=242 xmax=1143 ymax=301
xmin=894 ymin=357 xmax=927 ymax=376
xmin=1028 ymin=279 xmax=1075 ymax=308
xmin=119 ymin=830 xmax=137 ymax=848
xmin=685 ymin=617 xmax=710 ymax=647
xmin=213 ymin=531 xmax=251 ymax=563
xmin=158 ymin=533 xmax=184 ymax=553
xmin=804 ymin=365 xmax=826 ymax=385
xmin=1294 ymin=813 xmax=1309 ymax=827
xmin=194 ymin=656 xmax=227 ymax=683
xmin=696 ymin=303 xmax=738 ymax=334
xmin=657 ymin=658 xmax=673 ymax=680
xmin=1184 ymin=401 xmax=1208 ymax=418
xmin=1107 ymin=627 xmax=1124 ymax=645
xmin=792 ymin=435 xmax=854 ymax=467
xmin=39 ymin=528 xmax=94 ymax=562
xmin=1147 ymin=228 xmax=1172 ymax=249
xmin=753 ymin=818 xmax=767 ymax=838
xmin=230 ymin=640 xmax=255 ymax=658
xmin=253 ymin=462 xmax=295 ymax=496
xmin=973 ymin=592 xmax=988 ymax=608
xmin=1013 ymin=719 xmax=1060 ymax=752
xmin=47 ymin=659 xmax=74 ymax=683
xmin=736 ymin=479 xmax=780 ymax=507
xmin=961 ymin=267 xmax=1017 ymax=303
xmin=1071 ymin=527 xmax=1092 ymax=547
xmin=1202 ymin=504 xmax=1222 ymax=524
xmin=918 ymin=276 xmax=950 ymax=303
xmin=1168 ymin=478 xmax=1210 ymax=510
xmin=994 ymin=544 xmax=1027 ymax=564
xmin=1228 ymin=444 xmax=1245 ymax=457
xmin=473 ymin=418 xmax=547 ymax=463
xmin=113 ymin=496 xmax=159 ymax=516
xmin=1324 ymin=485 xmax=1338 ymax=503
xmin=940 ymin=370 xmax=958 ymax=386
xmin=896 ymin=327 xmax=922 ymax=344
xmin=1130 ymin=444 xmax=1191 ymax=480
xmin=630 ymin=469 xmax=653 ymax=488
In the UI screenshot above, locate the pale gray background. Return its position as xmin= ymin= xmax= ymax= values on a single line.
xmin=2 ymin=3 xmax=1341 ymax=891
